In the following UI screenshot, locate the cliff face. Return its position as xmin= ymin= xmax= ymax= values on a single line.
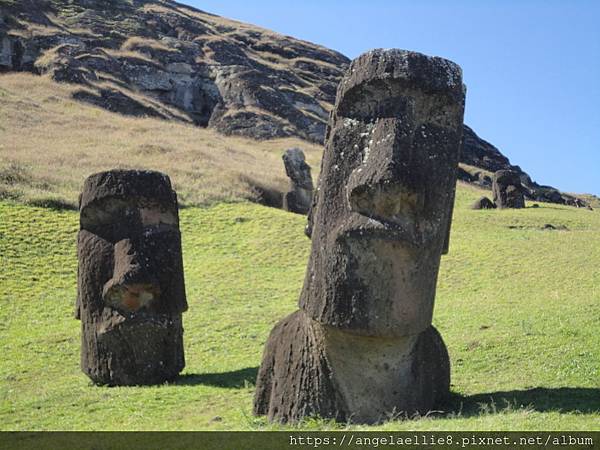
xmin=0 ymin=0 xmax=591 ymax=205
xmin=0 ymin=0 xmax=348 ymax=142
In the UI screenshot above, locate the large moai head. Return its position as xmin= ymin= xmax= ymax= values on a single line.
xmin=299 ymin=49 xmax=465 ymax=337
xmin=76 ymin=170 xmax=187 ymax=385
xmin=492 ymin=169 xmax=525 ymax=209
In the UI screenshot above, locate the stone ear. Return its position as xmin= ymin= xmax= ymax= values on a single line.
xmin=305 ymin=190 xmax=317 ymax=238
xmin=442 ymin=190 xmax=455 ymax=255
xmin=442 ymin=212 xmax=451 ymax=254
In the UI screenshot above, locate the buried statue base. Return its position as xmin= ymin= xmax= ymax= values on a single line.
xmin=254 ymin=311 xmax=449 ymax=423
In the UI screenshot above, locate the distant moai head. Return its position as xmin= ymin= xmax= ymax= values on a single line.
xmin=76 ymin=170 xmax=187 ymax=385
xmin=282 ymin=147 xmax=314 ymax=215
xmin=283 ymin=148 xmax=313 ymax=192
xmin=492 ymin=169 xmax=525 ymax=209
xmin=299 ymin=49 xmax=465 ymax=337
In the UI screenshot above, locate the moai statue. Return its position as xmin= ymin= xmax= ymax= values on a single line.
xmin=282 ymin=148 xmax=314 ymax=215
xmin=254 ymin=49 xmax=465 ymax=423
xmin=76 ymin=170 xmax=187 ymax=385
xmin=492 ymin=170 xmax=525 ymax=209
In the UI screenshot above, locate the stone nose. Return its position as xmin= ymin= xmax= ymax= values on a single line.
xmin=348 ymin=181 xmax=423 ymax=226
xmin=102 ymin=239 xmax=161 ymax=312
xmin=347 ymin=120 xmax=423 ymax=222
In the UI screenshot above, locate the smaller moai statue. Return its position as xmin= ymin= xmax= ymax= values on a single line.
xmin=282 ymin=148 xmax=314 ymax=215
xmin=76 ymin=170 xmax=187 ymax=385
xmin=254 ymin=49 xmax=466 ymax=424
xmin=492 ymin=170 xmax=525 ymax=208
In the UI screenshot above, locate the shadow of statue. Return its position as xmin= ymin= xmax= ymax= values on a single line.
xmin=174 ymin=367 xmax=258 ymax=389
xmin=445 ymin=387 xmax=600 ymax=416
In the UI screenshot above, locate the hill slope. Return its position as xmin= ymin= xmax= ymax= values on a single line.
xmin=2 ymin=0 xmax=595 ymax=206
xmin=0 ymin=0 xmax=348 ymax=142
xmin=0 ymin=72 xmax=323 ymax=208
xmin=1 ymin=186 xmax=599 ymax=430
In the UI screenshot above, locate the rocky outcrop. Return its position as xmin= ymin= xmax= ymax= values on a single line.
xmin=462 ymin=125 xmax=518 ymax=174
xmin=0 ymin=0 xmax=348 ymax=142
xmin=461 ymin=126 xmax=589 ymax=207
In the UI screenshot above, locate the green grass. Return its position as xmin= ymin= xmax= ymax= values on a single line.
xmin=0 ymin=183 xmax=599 ymax=431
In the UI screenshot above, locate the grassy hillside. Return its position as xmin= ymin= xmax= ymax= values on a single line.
xmin=1 ymin=71 xmax=598 ymax=431
xmin=1 ymin=182 xmax=599 ymax=431
xmin=0 ymin=73 xmax=323 ymax=208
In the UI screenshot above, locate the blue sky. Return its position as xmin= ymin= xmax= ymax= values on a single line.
xmin=184 ymin=0 xmax=599 ymax=195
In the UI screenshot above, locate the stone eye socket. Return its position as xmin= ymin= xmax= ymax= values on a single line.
xmin=337 ymin=81 xmax=412 ymax=121
xmin=80 ymin=200 xmax=178 ymax=243
xmin=80 ymin=205 xmax=141 ymax=243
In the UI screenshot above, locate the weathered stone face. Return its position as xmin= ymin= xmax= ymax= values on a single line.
xmin=255 ymin=49 xmax=465 ymax=424
xmin=492 ymin=169 xmax=525 ymax=209
xmin=76 ymin=170 xmax=187 ymax=385
xmin=282 ymin=147 xmax=314 ymax=215
xmin=299 ymin=50 xmax=465 ymax=337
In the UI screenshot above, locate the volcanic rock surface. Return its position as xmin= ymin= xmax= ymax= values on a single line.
xmin=0 ymin=0 xmax=348 ymax=142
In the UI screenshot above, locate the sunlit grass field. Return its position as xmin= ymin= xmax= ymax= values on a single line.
xmin=1 ymin=182 xmax=599 ymax=431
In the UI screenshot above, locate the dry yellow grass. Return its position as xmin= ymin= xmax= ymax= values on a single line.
xmin=0 ymin=73 xmax=323 ymax=208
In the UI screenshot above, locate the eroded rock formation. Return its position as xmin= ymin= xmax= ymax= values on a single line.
xmin=76 ymin=169 xmax=187 ymax=385
xmin=0 ymin=0 xmax=347 ymax=142
xmin=282 ymin=147 xmax=314 ymax=214
xmin=254 ymin=49 xmax=465 ymax=423
xmin=492 ymin=169 xmax=525 ymax=209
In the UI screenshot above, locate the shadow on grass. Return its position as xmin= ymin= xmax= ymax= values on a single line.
xmin=175 ymin=367 xmax=258 ymax=388
xmin=447 ymin=387 xmax=600 ymax=416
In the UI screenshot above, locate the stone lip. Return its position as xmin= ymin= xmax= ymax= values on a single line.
xmin=79 ymin=169 xmax=177 ymax=213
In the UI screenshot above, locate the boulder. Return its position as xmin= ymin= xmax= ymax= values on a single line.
xmin=254 ymin=49 xmax=465 ymax=423
xmin=471 ymin=196 xmax=496 ymax=210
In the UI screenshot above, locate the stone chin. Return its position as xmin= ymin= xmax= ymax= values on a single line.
xmin=302 ymin=224 xmax=443 ymax=337
xmin=94 ymin=314 xmax=185 ymax=386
